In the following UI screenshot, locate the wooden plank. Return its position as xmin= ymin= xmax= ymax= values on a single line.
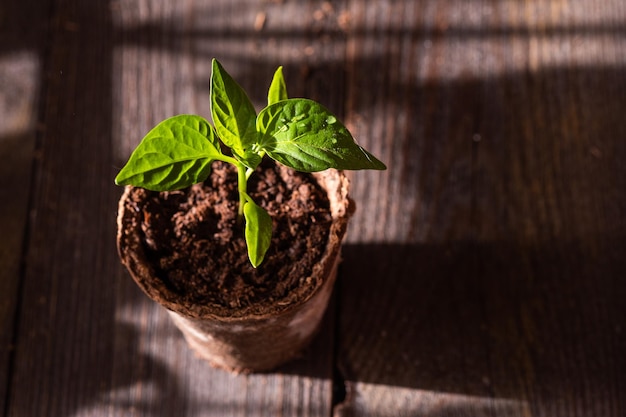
xmin=8 ymin=0 xmax=626 ymax=415
xmin=5 ymin=0 xmax=119 ymax=414
xmin=8 ymin=0 xmax=347 ymax=415
xmin=0 ymin=0 xmax=52 ymax=412
xmin=336 ymin=0 xmax=626 ymax=416
xmin=0 ymin=57 xmax=39 ymax=417
xmin=107 ymin=0 xmax=342 ymax=415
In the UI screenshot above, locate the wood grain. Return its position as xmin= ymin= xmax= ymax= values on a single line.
xmin=337 ymin=0 xmax=626 ymax=416
xmin=6 ymin=0 xmax=341 ymax=416
xmin=0 ymin=0 xmax=52 ymax=413
xmin=5 ymin=0 xmax=119 ymax=415
xmin=0 ymin=59 xmax=39 ymax=417
xmin=3 ymin=0 xmax=626 ymax=416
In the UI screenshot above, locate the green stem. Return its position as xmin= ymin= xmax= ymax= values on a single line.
xmin=212 ymin=154 xmax=247 ymax=220
xmin=211 ymin=154 xmax=249 ymax=222
xmin=236 ymin=161 xmax=248 ymax=221
xmin=245 ymin=150 xmax=265 ymax=180
xmin=214 ymin=154 xmax=239 ymax=165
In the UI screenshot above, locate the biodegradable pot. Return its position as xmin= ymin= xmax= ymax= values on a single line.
xmin=117 ymin=168 xmax=353 ymax=373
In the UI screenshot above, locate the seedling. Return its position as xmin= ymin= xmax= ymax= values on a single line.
xmin=116 ymin=59 xmax=385 ymax=267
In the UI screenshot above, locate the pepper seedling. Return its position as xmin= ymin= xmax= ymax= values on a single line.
xmin=115 ymin=59 xmax=386 ymax=267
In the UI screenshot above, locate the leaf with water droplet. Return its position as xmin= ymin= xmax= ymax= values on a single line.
xmin=257 ymin=99 xmax=386 ymax=172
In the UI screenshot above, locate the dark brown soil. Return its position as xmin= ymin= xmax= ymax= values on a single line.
xmin=124 ymin=161 xmax=333 ymax=316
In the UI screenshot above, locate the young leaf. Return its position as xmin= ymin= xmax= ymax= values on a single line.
xmin=210 ymin=59 xmax=258 ymax=158
xmin=268 ymin=66 xmax=288 ymax=106
xmin=115 ymin=115 xmax=222 ymax=191
xmin=243 ymin=198 xmax=272 ymax=268
xmin=257 ymin=99 xmax=386 ymax=172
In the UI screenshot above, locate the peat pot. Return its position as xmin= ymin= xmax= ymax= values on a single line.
xmin=116 ymin=167 xmax=353 ymax=373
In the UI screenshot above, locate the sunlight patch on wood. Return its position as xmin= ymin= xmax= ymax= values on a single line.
xmin=336 ymin=382 xmax=530 ymax=417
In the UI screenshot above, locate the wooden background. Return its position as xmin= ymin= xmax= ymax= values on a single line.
xmin=2 ymin=0 xmax=625 ymax=416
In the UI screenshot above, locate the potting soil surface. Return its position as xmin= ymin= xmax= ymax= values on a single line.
xmin=134 ymin=161 xmax=333 ymax=315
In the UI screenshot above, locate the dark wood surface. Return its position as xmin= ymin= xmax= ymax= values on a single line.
xmin=2 ymin=0 xmax=625 ymax=416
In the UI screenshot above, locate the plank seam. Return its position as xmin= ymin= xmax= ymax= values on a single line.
xmin=2 ymin=0 xmax=59 ymax=415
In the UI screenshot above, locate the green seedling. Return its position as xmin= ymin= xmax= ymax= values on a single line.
xmin=116 ymin=59 xmax=385 ymax=267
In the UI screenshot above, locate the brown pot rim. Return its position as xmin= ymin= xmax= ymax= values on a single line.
xmin=116 ymin=167 xmax=354 ymax=323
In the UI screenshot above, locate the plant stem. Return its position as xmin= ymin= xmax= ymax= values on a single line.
xmin=245 ymin=150 xmax=266 ymax=180
xmin=212 ymin=154 xmax=247 ymax=222
xmin=236 ymin=161 xmax=248 ymax=221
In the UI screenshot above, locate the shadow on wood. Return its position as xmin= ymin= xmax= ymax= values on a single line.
xmin=5 ymin=0 xmax=626 ymax=415
xmin=336 ymin=240 xmax=626 ymax=406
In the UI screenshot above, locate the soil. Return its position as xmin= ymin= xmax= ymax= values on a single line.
xmin=122 ymin=160 xmax=333 ymax=317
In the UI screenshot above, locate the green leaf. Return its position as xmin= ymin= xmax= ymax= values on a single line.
xmin=243 ymin=198 xmax=272 ymax=268
xmin=268 ymin=66 xmax=288 ymax=105
xmin=257 ymin=99 xmax=387 ymax=172
xmin=115 ymin=115 xmax=222 ymax=191
xmin=210 ymin=59 xmax=258 ymax=158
